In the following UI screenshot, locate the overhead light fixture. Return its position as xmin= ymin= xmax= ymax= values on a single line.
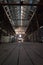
xmin=19 ymin=34 xmax=22 ymax=38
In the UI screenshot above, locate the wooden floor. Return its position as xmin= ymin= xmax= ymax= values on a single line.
xmin=0 ymin=42 xmax=43 ymax=65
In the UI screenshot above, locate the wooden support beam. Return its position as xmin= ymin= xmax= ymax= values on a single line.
xmin=0 ymin=3 xmax=43 ymax=6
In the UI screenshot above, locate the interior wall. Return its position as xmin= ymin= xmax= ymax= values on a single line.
xmin=1 ymin=36 xmax=10 ymax=43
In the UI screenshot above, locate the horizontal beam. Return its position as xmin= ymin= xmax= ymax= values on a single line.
xmin=8 ymin=19 xmax=30 ymax=20
xmin=13 ymin=26 xmax=27 ymax=27
xmin=0 ymin=3 xmax=43 ymax=6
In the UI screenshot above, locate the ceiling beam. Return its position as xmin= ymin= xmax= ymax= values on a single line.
xmin=0 ymin=3 xmax=43 ymax=6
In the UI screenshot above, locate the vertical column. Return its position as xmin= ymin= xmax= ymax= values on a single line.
xmin=0 ymin=30 xmax=2 ymax=43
